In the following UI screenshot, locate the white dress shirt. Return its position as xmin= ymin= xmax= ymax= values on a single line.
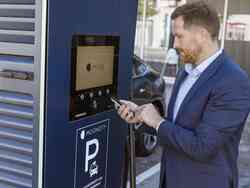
xmin=172 ymin=49 xmax=222 ymax=122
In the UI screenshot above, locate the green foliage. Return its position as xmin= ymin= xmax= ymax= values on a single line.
xmin=137 ymin=0 xmax=158 ymax=19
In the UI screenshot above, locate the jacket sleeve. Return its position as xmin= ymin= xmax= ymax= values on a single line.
xmin=134 ymin=123 xmax=157 ymax=135
xmin=157 ymin=80 xmax=250 ymax=162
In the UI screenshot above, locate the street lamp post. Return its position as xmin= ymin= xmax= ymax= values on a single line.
xmin=221 ymin=0 xmax=229 ymax=49
xmin=140 ymin=0 xmax=148 ymax=59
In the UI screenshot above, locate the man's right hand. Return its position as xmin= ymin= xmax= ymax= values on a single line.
xmin=117 ymin=100 xmax=141 ymax=124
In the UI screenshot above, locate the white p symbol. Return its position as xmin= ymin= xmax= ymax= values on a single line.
xmin=85 ymin=139 xmax=99 ymax=172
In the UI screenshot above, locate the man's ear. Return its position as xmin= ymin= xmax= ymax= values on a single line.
xmin=200 ymin=27 xmax=210 ymax=41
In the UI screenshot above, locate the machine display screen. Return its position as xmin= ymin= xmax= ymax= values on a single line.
xmin=76 ymin=46 xmax=114 ymax=91
xmin=70 ymin=35 xmax=119 ymax=120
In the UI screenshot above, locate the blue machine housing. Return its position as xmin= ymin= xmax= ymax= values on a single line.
xmin=44 ymin=0 xmax=138 ymax=187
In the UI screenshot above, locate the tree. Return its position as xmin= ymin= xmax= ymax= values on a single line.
xmin=137 ymin=0 xmax=158 ymax=19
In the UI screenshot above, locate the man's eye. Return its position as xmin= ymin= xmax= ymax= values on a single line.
xmin=175 ymin=35 xmax=181 ymax=39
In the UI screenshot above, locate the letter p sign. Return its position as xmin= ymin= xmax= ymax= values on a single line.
xmin=85 ymin=139 xmax=99 ymax=172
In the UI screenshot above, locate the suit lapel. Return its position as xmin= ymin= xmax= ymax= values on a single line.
xmin=174 ymin=52 xmax=225 ymax=122
xmin=168 ymin=69 xmax=187 ymax=121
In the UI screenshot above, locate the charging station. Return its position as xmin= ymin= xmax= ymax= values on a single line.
xmin=0 ymin=0 xmax=137 ymax=187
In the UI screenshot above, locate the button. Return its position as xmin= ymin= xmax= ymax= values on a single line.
xmin=106 ymin=89 xmax=110 ymax=94
xmin=89 ymin=92 xmax=94 ymax=98
xmin=140 ymin=88 xmax=146 ymax=93
xmin=80 ymin=94 xmax=85 ymax=101
xmin=98 ymin=90 xmax=102 ymax=96
xmin=93 ymin=100 xmax=97 ymax=109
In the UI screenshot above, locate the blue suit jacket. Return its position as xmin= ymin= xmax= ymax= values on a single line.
xmin=155 ymin=51 xmax=250 ymax=188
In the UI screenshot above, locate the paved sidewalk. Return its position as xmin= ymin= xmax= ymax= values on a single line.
xmin=138 ymin=171 xmax=160 ymax=188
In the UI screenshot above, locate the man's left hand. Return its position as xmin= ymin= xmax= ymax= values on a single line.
xmin=137 ymin=103 xmax=164 ymax=129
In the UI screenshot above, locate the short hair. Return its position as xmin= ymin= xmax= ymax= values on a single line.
xmin=171 ymin=1 xmax=220 ymax=40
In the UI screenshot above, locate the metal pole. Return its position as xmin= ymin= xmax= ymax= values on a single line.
xmin=140 ymin=0 xmax=148 ymax=59
xmin=221 ymin=0 xmax=229 ymax=49
xmin=160 ymin=9 xmax=174 ymax=81
xmin=165 ymin=10 xmax=173 ymax=50
xmin=129 ymin=124 xmax=136 ymax=188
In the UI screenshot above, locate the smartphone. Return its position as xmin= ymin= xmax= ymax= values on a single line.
xmin=110 ymin=96 xmax=135 ymax=118
xmin=110 ymin=96 xmax=122 ymax=110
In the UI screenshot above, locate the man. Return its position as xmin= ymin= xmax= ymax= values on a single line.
xmin=118 ymin=1 xmax=250 ymax=188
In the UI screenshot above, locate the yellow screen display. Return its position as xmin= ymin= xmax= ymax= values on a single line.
xmin=76 ymin=46 xmax=115 ymax=91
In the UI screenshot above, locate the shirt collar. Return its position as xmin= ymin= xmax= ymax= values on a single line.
xmin=185 ymin=49 xmax=222 ymax=77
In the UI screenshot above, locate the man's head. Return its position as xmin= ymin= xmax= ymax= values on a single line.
xmin=171 ymin=1 xmax=220 ymax=64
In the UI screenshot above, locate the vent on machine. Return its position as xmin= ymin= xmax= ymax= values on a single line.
xmin=0 ymin=0 xmax=37 ymax=187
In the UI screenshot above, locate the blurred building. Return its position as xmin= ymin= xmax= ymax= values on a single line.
xmin=134 ymin=0 xmax=186 ymax=50
xmin=187 ymin=0 xmax=250 ymax=41
xmin=134 ymin=0 xmax=250 ymax=76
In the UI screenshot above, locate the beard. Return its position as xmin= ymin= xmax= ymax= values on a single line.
xmin=178 ymin=48 xmax=200 ymax=64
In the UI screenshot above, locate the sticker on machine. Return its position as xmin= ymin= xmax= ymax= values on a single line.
xmin=74 ymin=119 xmax=110 ymax=188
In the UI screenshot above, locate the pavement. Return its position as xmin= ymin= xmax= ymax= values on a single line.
xmin=137 ymin=170 xmax=160 ymax=188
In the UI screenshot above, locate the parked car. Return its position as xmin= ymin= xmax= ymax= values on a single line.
xmin=121 ymin=55 xmax=167 ymax=188
xmin=131 ymin=55 xmax=166 ymax=157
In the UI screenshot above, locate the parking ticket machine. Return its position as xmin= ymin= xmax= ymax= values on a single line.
xmin=0 ymin=0 xmax=137 ymax=188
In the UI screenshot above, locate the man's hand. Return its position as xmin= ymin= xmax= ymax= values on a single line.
xmin=117 ymin=100 xmax=141 ymax=124
xmin=137 ymin=103 xmax=164 ymax=129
